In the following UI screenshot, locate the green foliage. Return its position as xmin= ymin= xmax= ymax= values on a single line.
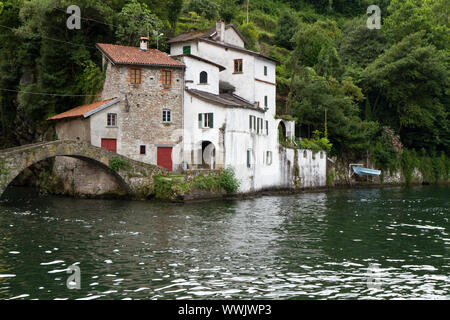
xmin=116 ymin=0 xmax=164 ymax=47
xmin=400 ymin=149 xmax=418 ymax=185
xmin=184 ymin=0 xmax=219 ymax=20
xmin=371 ymin=127 xmax=403 ymax=172
xmin=192 ymin=173 xmax=221 ymax=190
xmin=218 ymin=167 xmax=240 ymax=194
xmin=385 ymin=0 xmax=449 ymax=50
xmin=153 ymin=175 xmax=190 ymax=200
xmin=109 ymin=156 xmax=130 ymax=172
xmin=338 ymin=16 xmax=387 ymax=69
xmin=238 ymin=23 xmax=259 ymax=51
xmin=78 ymin=60 xmax=106 ymax=104
xmin=167 ymin=0 xmax=184 ymax=29
xmin=217 ymin=0 xmax=239 ymax=23
xmin=361 ymin=31 xmax=449 ymax=152
xmin=300 ymin=130 xmax=332 ymax=153
xmin=274 ymin=9 xmax=299 ymax=50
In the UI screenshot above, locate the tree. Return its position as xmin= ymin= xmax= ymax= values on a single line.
xmin=183 ymin=0 xmax=219 ymax=20
xmin=116 ymin=0 xmax=164 ymax=47
xmin=384 ymin=0 xmax=450 ymax=50
xmin=338 ymin=16 xmax=387 ymax=69
xmin=217 ymin=0 xmax=238 ymax=23
xmin=274 ymin=9 xmax=299 ymax=50
xmin=167 ymin=0 xmax=183 ymax=30
xmin=315 ymin=45 xmax=343 ymax=79
xmin=284 ymin=20 xmax=340 ymax=113
xmin=291 ymin=68 xmax=376 ymax=155
xmin=361 ymin=31 xmax=450 ymax=152
xmin=238 ymin=23 xmax=259 ymax=51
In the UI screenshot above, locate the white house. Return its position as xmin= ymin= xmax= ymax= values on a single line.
xmin=168 ymin=20 xmax=326 ymax=192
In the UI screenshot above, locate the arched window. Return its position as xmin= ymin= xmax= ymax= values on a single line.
xmin=200 ymin=71 xmax=208 ymax=84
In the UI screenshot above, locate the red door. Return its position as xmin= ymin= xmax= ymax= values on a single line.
xmin=101 ymin=138 xmax=117 ymax=153
xmin=157 ymin=147 xmax=173 ymax=171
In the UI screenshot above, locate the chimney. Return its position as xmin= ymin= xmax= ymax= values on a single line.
xmin=216 ymin=19 xmax=225 ymax=42
xmin=140 ymin=36 xmax=149 ymax=51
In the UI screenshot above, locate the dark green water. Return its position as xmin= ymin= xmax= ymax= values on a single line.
xmin=0 ymin=186 xmax=448 ymax=300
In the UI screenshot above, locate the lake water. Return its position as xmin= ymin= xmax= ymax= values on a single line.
xmin=0 ymin=186 xmax=448 ymax=300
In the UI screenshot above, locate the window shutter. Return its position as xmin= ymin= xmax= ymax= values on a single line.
xmin=247 ymin=150 xmax=251 ymax=168
xmin=183 ymin=46 xmax=191 ymax=55
xmin=198 ymin=113 xmax=203 ymax=128
xmin=208 ymin=113 xmax=214 ymax=128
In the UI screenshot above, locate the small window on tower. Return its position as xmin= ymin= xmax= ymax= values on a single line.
xmin=162 ymin=70 xmax=172 ymax=86
xmin=234 ymin=59 xmax=243 ymax=73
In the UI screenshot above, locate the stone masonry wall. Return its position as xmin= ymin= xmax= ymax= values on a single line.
xmin=100 ymin=62 xmax=184 ymax=170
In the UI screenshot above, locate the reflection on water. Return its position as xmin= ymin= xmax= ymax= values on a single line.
xmin=0 ymin=186 xmax=448 ymax=300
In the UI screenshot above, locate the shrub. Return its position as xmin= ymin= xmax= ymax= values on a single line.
xmin=400 ymin=149 xmax=418 ymax=185
xmin=109 ymin=156 xmax=130 ymax=172
xmin=300 ymin=130 xmax=332 ymax=153
xmin=192 ymin=174 xmax=221 ymax=190
xmin=219 ymin=167 xmax=240 ymax=194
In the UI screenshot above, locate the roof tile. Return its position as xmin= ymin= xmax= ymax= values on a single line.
xmin=47 ymin=98 xmax=117 ymax=120
xmin=96 ymin=43 xmax=184 ymax=67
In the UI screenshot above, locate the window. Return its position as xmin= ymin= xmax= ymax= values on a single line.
xmin=140 ymin=145 xmax=146 ymax=155
xmin=107 ymin=113 xmax=117 ymax=127
xmin=234 ymin=59 xmax=243 ymax=73
xmin=162 ymin=70 xmax=172 ymax=86
xmin=247 ymin=149 xmax=252 ymax=168
xmin=266 ymin=151 xmax=273 ymax=165
xmin=320 ymin=151 xmax=324 ymax=159
xmin=264 ymin=66 xmax=268 ymax=76
xmin=264 ymin=96 xmax=268 ymax=108
xmin=199 ymin=71 xmax=208 ymax=84
xmin=183 ymin=45 xmax=191 ymax=55
xmin=257 ymin=117 xmax=263 ymax=134
xmin=303 ymin=150 xmax=308 ymax=158
xmin=265 ymin=120 xmax=268 ymax=135
xmin=198 ymin=113 xmax=214 ymax=128
xmin=130 ymin=68 xmax=141 ymax=84
xmin=162 ymin=109 xmax=171 ymax=122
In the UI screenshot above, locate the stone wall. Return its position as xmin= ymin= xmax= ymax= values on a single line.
xmin=51 ymin=157 xmax=126 ymax=197
xmin=99 ymin=62 xmax=184 ymax=171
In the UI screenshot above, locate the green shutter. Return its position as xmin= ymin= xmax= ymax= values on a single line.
xmin=247 ymin=150 xmax=251 ymax=168
xmin=208 ymin=113 xmax=214 ymax=128
xmin=198 ymin=113 xmax=202 ymax=128
xmin=249 ymin=116 xmax=252 ymax=130
xmin=183 ymin=46 xmax=191 ymax=55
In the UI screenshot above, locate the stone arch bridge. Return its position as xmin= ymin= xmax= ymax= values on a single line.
xmin=0 ymin=140 xmax=168 ymax=197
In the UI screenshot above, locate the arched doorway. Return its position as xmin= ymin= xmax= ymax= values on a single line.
xmin=201 ymin=141 xmax=216 ymax=169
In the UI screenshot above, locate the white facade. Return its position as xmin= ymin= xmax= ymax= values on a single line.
xmin=169 ymin=22 xmax=327 ymax=192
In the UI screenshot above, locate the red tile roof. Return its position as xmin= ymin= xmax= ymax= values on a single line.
xmin=47 ymin=98 xmax=117 ymax=120
xmin=96 ymin=43 xmax=184 ymax=68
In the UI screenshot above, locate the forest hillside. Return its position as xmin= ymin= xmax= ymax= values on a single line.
xmin=0 ymin=0 xmax=448 ymax=175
